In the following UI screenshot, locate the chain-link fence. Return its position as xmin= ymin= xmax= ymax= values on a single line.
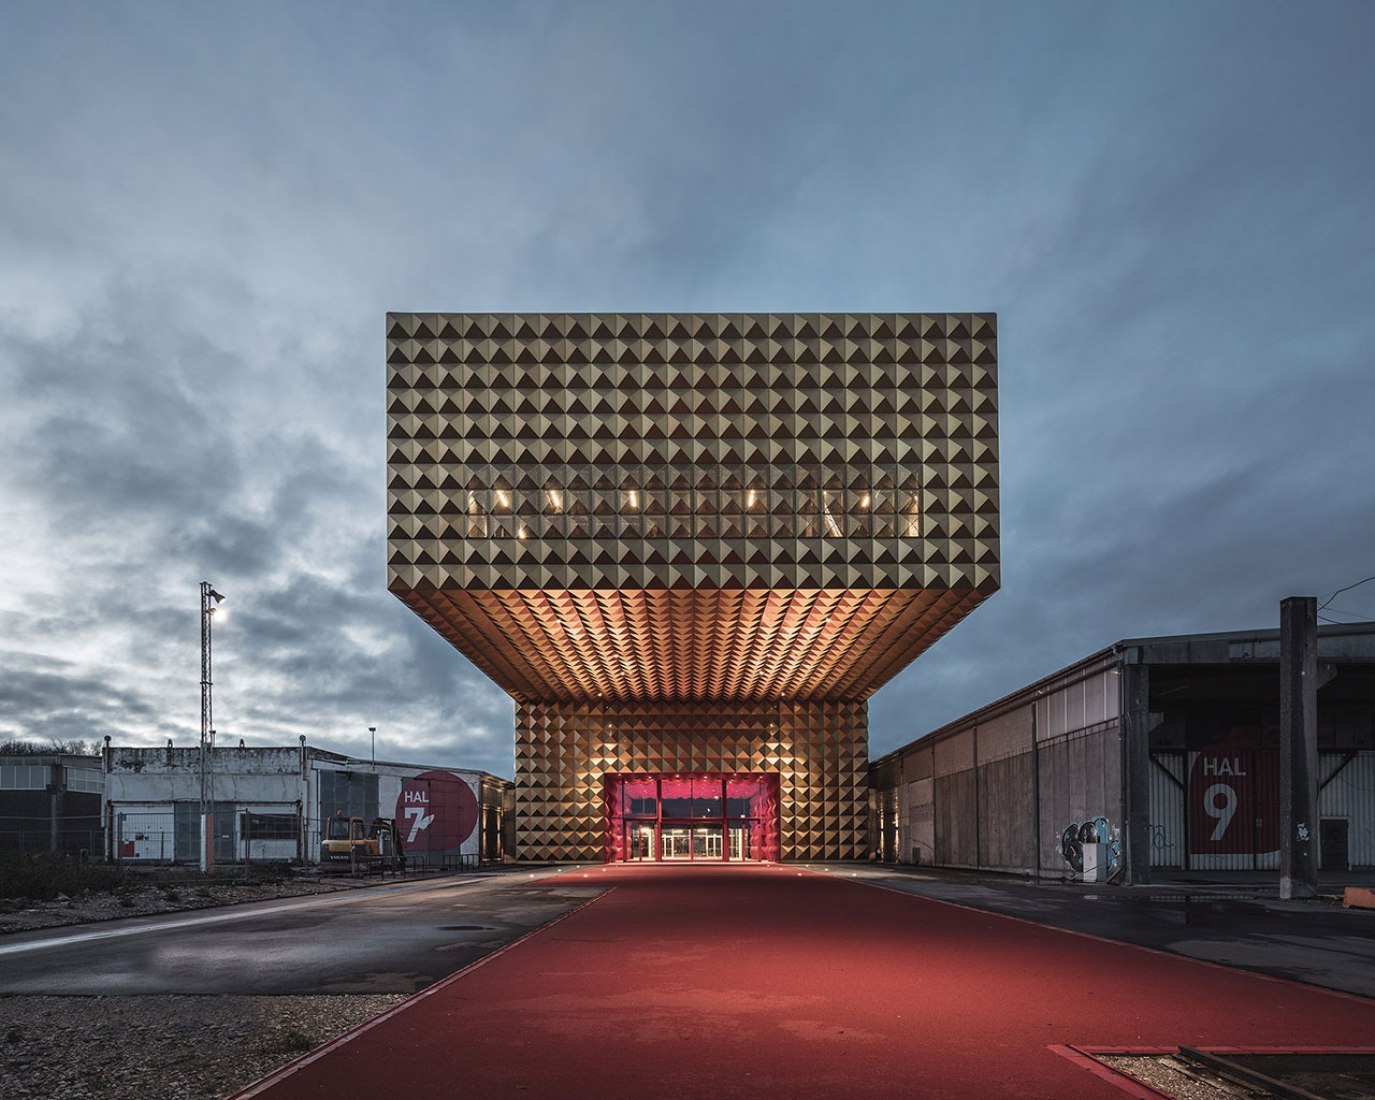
xmin=0 ymin=813 xmax=104 ymax=859
xmin=107 ymin=808 xmax=481 ymax=873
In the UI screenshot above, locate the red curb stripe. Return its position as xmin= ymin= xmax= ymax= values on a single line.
xmin=226 ymin=887 xmax=615 ymax=1100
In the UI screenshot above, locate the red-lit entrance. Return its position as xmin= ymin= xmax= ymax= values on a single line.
xmin=604 ymin=774 xmax=780 ymax=862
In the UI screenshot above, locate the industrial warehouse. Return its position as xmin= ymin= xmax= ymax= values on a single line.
xmin=870 ymin=619 xmax=1375 ymax=883
xmin=385 ymin=311 xmax=1000 ymax=862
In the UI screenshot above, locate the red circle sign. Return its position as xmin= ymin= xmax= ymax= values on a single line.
xmin=395 ymin=770 xmax=479 ymax=854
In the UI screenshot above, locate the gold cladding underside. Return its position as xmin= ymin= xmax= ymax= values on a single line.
xmin=399 ymin=585 xmax=985 ymax=702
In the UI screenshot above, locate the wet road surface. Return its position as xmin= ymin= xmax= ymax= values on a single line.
xmin=815 ymin=864 xmax=1375 ymax=999
xmin=0 ymin=868 xmax=608 ymax=995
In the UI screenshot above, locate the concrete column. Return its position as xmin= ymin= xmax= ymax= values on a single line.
xmin=1030 ymin=703 xmax=1042 ymax=877
xmin=48 ymin=762 xmax=66 ymax=855
xmin=1120 ymin=660 xmax=1152 ymax=885
xmin=1279 ymin=596 xmax=1320 ymax=900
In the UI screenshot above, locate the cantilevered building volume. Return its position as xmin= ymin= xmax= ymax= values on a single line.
xmin=386 ymin=313 xmax=999 ymax=862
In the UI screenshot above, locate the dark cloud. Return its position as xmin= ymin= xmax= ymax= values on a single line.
xmin=1 ymin=2 xmax=1372 ymax=773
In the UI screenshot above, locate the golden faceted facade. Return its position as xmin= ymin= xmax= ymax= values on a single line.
xmin=520 ymin=700 xmax=867 ymax=862
xmin=386 ymin=312 xmax=999 ymax=861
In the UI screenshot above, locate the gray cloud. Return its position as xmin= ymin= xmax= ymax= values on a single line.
xmin=1 ymin=1 xmax=1372 ymax=772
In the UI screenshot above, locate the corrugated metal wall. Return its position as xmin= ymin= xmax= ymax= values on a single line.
xmin=1148 ymin=753 xmax=1185 ymax=868
xmin=1147 ymin=750 xmax=1375 ymax=870
xmin=1320 ymin=759 xmax=1375 ymax=869
xmin=1320 ymin=753 xmax=1375 ymax=869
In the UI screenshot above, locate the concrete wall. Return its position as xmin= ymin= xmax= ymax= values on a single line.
xmin=106 ymin=747 xmax=303 ymax=804
xmin=881 ymin=662 xmax=1124 ymax=879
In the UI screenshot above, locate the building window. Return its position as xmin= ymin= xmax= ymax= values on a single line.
xmin=240 ymin=812 xmax=297 ymax=841
xmin=68 ymin=768 xmax=103 ymax=794
xmin=446 ymin=476 xmax=922 ymax=541
xmin=0 ymin=765 xmax=48 ymax=790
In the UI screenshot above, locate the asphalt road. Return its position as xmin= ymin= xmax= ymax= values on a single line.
xmin=0 ymin=869 xmax=608 ymax=995
xmin=7 ymin=862 xmax=1373 ymax=1003
xmin=814 ymin=864 xmax=1375 ymax=1000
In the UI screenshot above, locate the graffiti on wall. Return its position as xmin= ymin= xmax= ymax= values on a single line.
xmin=1059 ymin=816 xmax=1121 ymax=875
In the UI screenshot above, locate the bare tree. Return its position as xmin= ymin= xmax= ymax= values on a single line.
xmin=0 ymin=738 xmax=96 ymax=756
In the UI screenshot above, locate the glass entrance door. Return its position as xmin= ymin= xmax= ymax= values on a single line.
xmin=660 ymin=827 xmax=692 ymax=860
xmin=628 ymin=823 xmax=655 ymax=861
xmin=660 ymin=825 xmax=724 ymax=860
xmin=729 ymin=823 xmax=749 ymax=861
xmin=692 ymin=826 xmax=722 ymax=860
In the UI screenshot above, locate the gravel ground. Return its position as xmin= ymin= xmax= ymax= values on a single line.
xmin=0 ymin=875 xmax=371 ymax=935
xmin=1097 ymin=1054 xmax=1261 ymax=1098
xmin=0 ymin=993 xmax=408 ymax=1100
xmin=0 ymin=874 xmax=418 ymax=1099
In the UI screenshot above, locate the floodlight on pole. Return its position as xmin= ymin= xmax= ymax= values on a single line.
xmin=199 ymin=582 xmax=226 ymax=826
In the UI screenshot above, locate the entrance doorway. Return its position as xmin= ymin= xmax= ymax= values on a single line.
xmin=660 ymin=826 xmax=725 ymax=860
xmin=603 ymin=774 xmax=780 ymax=863
xmin=628 ymin=823 xmax=655 ymax=861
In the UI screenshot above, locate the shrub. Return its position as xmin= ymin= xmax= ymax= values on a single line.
xmin=0 ymin=851 xmax=121 ymax=901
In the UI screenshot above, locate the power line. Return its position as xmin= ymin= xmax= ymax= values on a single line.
xmin=1318 ymin=604 xmax=1375 ymax=622
xmin=1318 ymin=574 xmax=1375 ymax=612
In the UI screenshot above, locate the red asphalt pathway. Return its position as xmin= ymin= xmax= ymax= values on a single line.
xmin=236 ymin=864 xmax=1375 ymax=1099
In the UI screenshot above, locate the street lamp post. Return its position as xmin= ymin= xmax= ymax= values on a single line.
xmin=370 ymin=726 xmax=377 ymax=766
xmin=199 ymin=582 xmax=225 ymax=866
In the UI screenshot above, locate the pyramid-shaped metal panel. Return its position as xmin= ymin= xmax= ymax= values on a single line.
xmin=387 ymin=312 xmax=999 ymax=703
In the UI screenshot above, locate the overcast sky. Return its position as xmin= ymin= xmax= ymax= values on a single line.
xmin=1 ymin=2 xmax=1372 ymax=776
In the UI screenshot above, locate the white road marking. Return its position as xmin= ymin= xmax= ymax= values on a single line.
xmin=0 ymin=875 xmax=500 ymax=957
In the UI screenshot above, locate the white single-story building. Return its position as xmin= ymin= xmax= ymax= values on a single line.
xmin=101 ymin=738 xmax=512 ymax=867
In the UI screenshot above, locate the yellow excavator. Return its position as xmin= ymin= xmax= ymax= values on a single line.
xmin=319 ymin=814 xmax=405 ymax=873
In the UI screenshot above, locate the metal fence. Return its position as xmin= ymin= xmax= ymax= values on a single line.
xmin=0 ymin=813 xmax=104 ymax=858
xmin=108 ymin=809 xmax=482 ymax=873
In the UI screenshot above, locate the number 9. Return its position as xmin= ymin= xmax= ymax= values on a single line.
xmin=1202 ymin=783 xmax=1237 ymax=842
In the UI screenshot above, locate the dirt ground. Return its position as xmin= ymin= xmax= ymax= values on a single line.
xmin=0 ymin=871 xmax=416 ymax=1100
xmin=0 ymin=870 xmax=370 ymax=935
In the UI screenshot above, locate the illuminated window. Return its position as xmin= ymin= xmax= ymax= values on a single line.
xmin=904 ymin=493 xmax=922 ymax=537
xmin=466 ymin=492 xmax=488 ymax=537
xmin=567 ymin=492 xmax=590 ymax=538
xmin=822 ymin=491 xmax=844 ymax=538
